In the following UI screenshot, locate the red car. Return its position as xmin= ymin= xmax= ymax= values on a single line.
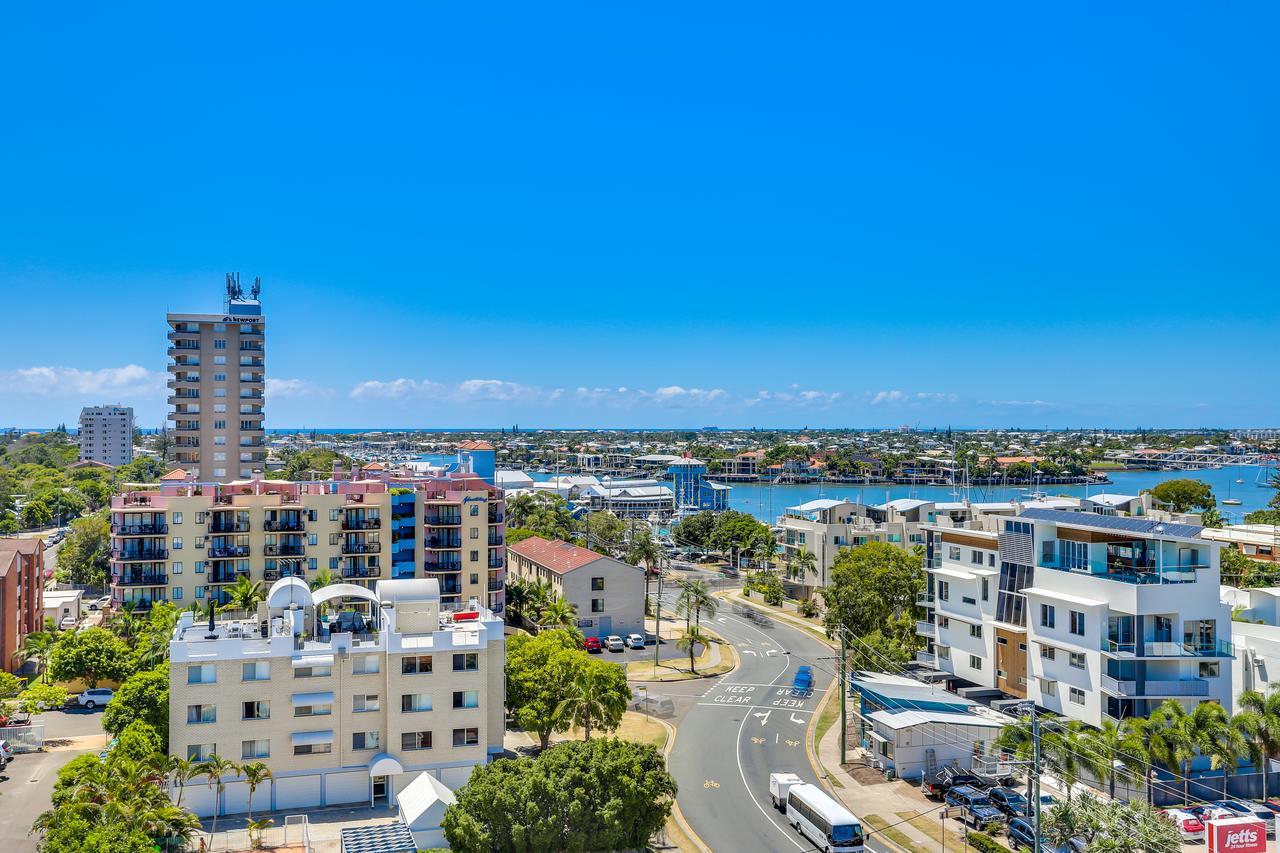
xmin=583 ymin=636 xmax=602 ymax=653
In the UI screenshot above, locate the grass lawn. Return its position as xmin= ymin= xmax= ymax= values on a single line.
xmin=625 ymin=629 xmax=734 ymax=682
xmin=863 ymin=814 xmax=927 ymax=853
xmin=814 ymin=690 xmax=840 ymax=748
xmin=898 ymin=810 xmax=971 ymax=850
xmin=553 ymin=710 xmax=669 ymax=750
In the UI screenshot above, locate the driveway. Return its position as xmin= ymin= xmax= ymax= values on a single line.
xmin=0 ymin=706 xmax=108 ymax=852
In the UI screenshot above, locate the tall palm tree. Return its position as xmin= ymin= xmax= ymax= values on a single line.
xmin=220 ymin=576 xmax=266 ymax=617
xmin=627 ymin=530 xmax=662 ymax=575
xmin=1083 ymin=719 xmax=1146 ymax=800
xmin=676 ymin=625 xmax=712 ymax=673
xmin=506 ymin=493 xmax=537 ymax=528
xmin=791 ymin=547 xmax=816 ymax=581
xmin=554 ymin=664 xmax=630 ymax=740
xmin=197 ymin=754 xmax=240 ymax=836
xmin=168 ymin=755 xmax=202 ymax=808
xmin=241 ymin=761 xmax=273 ymax=821
xmin=505 ymin=578 xmax=531 ymax=625
xmin=12 ymin=630 xmax=57 ymax=683
xmin=1044 ymin=719 xmax=1097 ymax=800
xmin=309 ymin=566 xmax=335 ymax=591
xmin=676 ymin=579 xmax=717 ymax=632
xmin=1234 ymin=688 xmax=1280 ymax=802
xmin=538 ymin=597 xmax=579 ymax=632
xmin=1148 ymin=699 xmax=1237 ymax=805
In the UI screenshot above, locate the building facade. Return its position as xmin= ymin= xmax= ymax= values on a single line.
xmin=507 ymin=535 xmax=644 ymax=638
xmin=0 ymin=538 xmax=44 ymax=674
xmin=169 ymin=577 xmax=504 ymax=816
xmin=109 ymin=468 xmax=505 ymax=615
xmin=919 ymin=508 xmax=1231 ymax=726
xmin=77 ymin=405 xmax=134 ymax=467
xmin=668 ymin=459 xmax=731 ymax=512
xmin=167 ymin=275 xmax=266 ymax=482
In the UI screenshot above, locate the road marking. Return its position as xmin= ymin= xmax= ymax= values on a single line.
xmin=751 ymin=736 xmax=766 ymax=745
xmin=785 ymin=739 xmax=800 ymax=748
xmin=765 ymin=649 xmax=779 ymax=656
xmin=790 ymin=713 xmax=806 ymax=725
xmin=696 ymin=702 xmax=816 ymax=713
xmin=753 ymin=710 xmax=772 ymax=726
xmin=742 ymin=649 xmax=758 ymax=656
xmin=703 ymin=779 xmax=721 ymax=789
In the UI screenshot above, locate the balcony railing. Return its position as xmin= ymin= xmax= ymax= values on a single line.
xmin=424 ymin=558 xmax=462 ymax=571
xmin=342 ymin=566 xmax=383 ymax=579
xmin=264 ymin=544 xmax=306 ymax=557
xmin=425 ymin=536 xmax=462 ymax=549
xmin=488 ymin=512 xmax=504 ymax=524
xmin=1039 ymin=557 xmax=1209 ymax=585
xmin=263 ymin=519 xmax=306 ymax=531
xmin=115 ymin=573 xmax=168 ymax=587
xmin=341 ymin=542 xmax=381 ymax=554
xmin=113 ymin=548 xmax=169 ymax=561
xmin=1101 ymin=638 xmax=1234 ymax=658
xmin=209 ymin=569 xmax=249 ymax=584
xmin=915 ymin=650 xmax=938 ymax=667
xmin=209 ymin=521 xmax=250 ymax=533
xmin=488 ymin=558 xmax=504 ymax=569
xmin=487 ymin=578 xmax=503 ymax=592
xmin=341 ymin=517 xmax=382 ymax=531
xmin=915 ymin=620 xmax=937 ymax=638
xmin=425 ymin=515 xmax=462 ymax=526
xmin=112 ymin=523 xmax=168 ymax=536
xmin=487 ymin=534 xmax=503 ymax=546
xmin=208 ymin=546 xmax=250 ymax=558
xmin=916 ymin=592 xmax=936 ymax=607
xmin=1099 ymin=674 xmax=1209 ymax=697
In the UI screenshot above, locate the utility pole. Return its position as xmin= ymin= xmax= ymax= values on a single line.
xmin=653 ymin=564 xmax=664 ymax=673
xmin=839 ymin=630 xmax=848 ymax=764
xmin=1030 ymin=703 xmax=1043 ymax=853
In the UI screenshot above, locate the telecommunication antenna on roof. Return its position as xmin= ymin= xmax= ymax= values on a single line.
xmin=225 ymin=272 xmax=243 ymax=301
xmin=251 ymin=276 xmax=262 ymax=300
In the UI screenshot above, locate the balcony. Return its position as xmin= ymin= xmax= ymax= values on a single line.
xmin=425 ymin=536 xmax=462 ymax=549
xmin=488 ymin=557 xmax=504 ymax=569
xmin=488 ymin=511 xmax=504 ymax=524
xmin=342 ymin=565 xmax=383 ymax=579
xmin=263 ymin=567 xmax=305 ymax=582
xmin=112 ymin=548 xmax=169 ymax=561
xmin=341 ymin=542 xmax=381 ymax=555
xmin=1039 ymin=556 xmax=1209 ymax=585
xmin=916 ymin=620 xmax=937 ymax=639
xmin=115 ymin=597 xmax=158 ymax=612
xmin=1099 ymin=674 xmax=1209 ymax=697
xmin=208 ymin=545 xmax=250 ymax=558
xmin=115 ymin=573 xmax=168 ymax=587
xmin=264 ymin=544 xmax=306 ymax=557
xmin=209 ymin=521 xmax=250 ymax=534
xmin=487 ymin=533 xmax=503 ymax=546
xmin=167 ymin=345 xmax=200 ymax=357
xmin=342 ymin=517 xmax=382 ymax=531
xmin=263 ymin=519 xmax=306 ymax=532
xmin=1101 ymin=638 xmax=1234 ymax=658
xmin=487 ymin=578 xmax=503 ymax=592
xmin=916 ymin=592 xmax=936 ymax=607
xmin=209 ymin=568 xmax=249 ymax=584
xmin=424 ymin=558 xmax=462 ymax=572
xmin=425 ymin=515 xmax=462 ymax=527
xmin=915 ymin=650 xmax=938 ymax=667
xmin=113 ymin=523 xmax=168 ymax=536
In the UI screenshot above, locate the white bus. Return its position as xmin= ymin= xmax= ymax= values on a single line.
xmin=786 ymin=783 xmax=864 ymax=852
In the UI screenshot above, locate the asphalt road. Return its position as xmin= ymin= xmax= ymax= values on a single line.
xmin=664 ymin=598 xmax=893 ymax=853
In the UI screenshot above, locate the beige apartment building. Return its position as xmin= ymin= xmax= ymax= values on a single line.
xmin=507 ymin=535 xmax=644 ymax=638
xmin=77 ymin=404 xmax=134 ymax=467
xmin=109 ymin=467 xmax=505 ymax=615
xmin=170 ymin=576 xmax=504 ymax=816
xmin=167 ymin=275 xmax=266 ymax=482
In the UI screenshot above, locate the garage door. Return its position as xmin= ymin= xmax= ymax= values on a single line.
xmin=274 ymin=775 xmax=322 ymax=812
xmin=184 ymin=784 xmax=217 ymax=818
xmin=441 ymin=764 xmax=476 ymax=789
xmin=221 ymin=780 xmax=251 ymax=816
xmin=325 ymin=770 xmax=368 ymax=806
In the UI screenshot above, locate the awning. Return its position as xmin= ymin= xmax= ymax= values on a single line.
xmin=292 ymin=654 xmax=335 ymax=668
xmin=867 ymin=729 xmax=891 ymax=743
xmin=367 ymin=752 xmax=404 ymax=777
xmin=291 ymin=691 xmax=334 ymax=707
xmin=291 ymin=730 xmax=334 ymax=746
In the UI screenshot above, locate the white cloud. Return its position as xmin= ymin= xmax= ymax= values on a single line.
xmin=0 ymin=364 xmax=166 ymax=397
xmin=454 ymin=379 xmax=545 ymax=402
xmin=869 ymin=389 xmax=959 ymax=406
xmin=746 ymin=386 xmax=845 ymax=407
xmin=870 ymin=390 xmax=908 ymax=405
xmin=266 ymin=378 xmax=333 ymax=399
xmin=648 ymin=385 xmax=729 ymax=408
xmin=350 ymin=378 xmax=447 ymax=400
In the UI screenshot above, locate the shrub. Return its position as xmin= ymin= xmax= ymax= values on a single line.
xmin=966 ymin=831 xmax=1007 ymax=853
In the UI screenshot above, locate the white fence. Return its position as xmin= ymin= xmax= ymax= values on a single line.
xmin=2 ymin=723 xmax=46 ymax=752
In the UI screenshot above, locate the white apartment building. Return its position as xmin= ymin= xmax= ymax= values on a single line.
xmin=920 ymin=508 xmax=1231 ymax=726
xmin=78 ymin=405 xmax=134 ymax=467
xmin=169 ymin=576 xmax=504 ymax=817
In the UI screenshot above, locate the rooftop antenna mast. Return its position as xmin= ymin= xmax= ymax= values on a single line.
xmin=251 ymin=276 xmax=262 ymax=300
xmin=225 ymin=271 xmax=243 ymax=302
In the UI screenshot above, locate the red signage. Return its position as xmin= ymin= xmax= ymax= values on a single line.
xmin=1206 ymin=818 xmax=1268 ymax=853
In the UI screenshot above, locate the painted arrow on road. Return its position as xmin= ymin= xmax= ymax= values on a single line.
xmin=742 ymin=649 xmax=758 ymax=656
xmin=765 ymin=649 xmax=779 ymax=656
xmin=753 ymin=710 xmax=772 ymax=726
xmin=790 ymin=713 xmax=806 ymax=725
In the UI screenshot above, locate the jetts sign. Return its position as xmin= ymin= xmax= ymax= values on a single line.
xmin=1206 ymin=817 xmax=1268 ymax=853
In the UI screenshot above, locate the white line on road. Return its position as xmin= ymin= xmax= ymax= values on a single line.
xmin=697 ymin=702 xmax=816 ymax=713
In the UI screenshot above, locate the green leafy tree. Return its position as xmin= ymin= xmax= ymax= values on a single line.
xmin=845 ymin=628 xmax=913 ymax=673
xmin=55 ymin=511 xmax=112 ymax=590
xmin=0 ymin=670 xmax=22 ymax=699
xmin=676 ymin=625 xmax=712 ymax=673
xmin=506 ymin=630 xmax=584 ymax=749
xmin=220 ymin=575 xmax=266 ymax=616
xmin=671 ymin=510 xmax=717 ymax=549
xmin=48 ymin=626 xmax=132 ymax=688
xmin=1234 ymin=688 xmax=1280 ymax=802
xmin=553 ymin=658 xmax=630 ymax=739
xmin=308 ymin=565 xmax=335 ymax=590
xmin=103 ymin=663 xmax=169 ymax=744
xmin=787 ymin=547 xmax=817 ymax=581
xmin=21 ymin=498 xmax=53 ymax=528
xmin=822 ymin=541 xmax=924 ymax=648
xmin=18 ymin=683 xmax=68 ymax=714
xmin=1148 ymin=478 xmax=1216 ymax=513
xmin=441 ymin=738 xmax=677 ymax=853
xmin=115 ymin=719 xmax=163 ymax=761
xmin=582 ymin=511 xmax=627 ymax=556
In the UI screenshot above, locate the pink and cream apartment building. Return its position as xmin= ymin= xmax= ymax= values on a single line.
xmin=109 ymin=466 xmax=505 ymax=615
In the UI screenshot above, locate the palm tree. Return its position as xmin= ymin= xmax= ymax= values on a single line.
xmin=139 ymin=803 xmax=203 ymax=849
xmin=309 ymin=566 xmax=335 ymax=591
xmin=506 ymin=578 xmax=531 ymax=625
xmin=12 ymin=630 xmax=57 ymax=683
xmin=676 ymin=625 xmax=711 ymax=673
xmin=506 ymin=493 xmax=537 ymax=529
xmin=197 ymin=754 xmax=240 ymax=835
xmin=676 ymin=579 xmax=717 ymax=632
xmin=554 ymin=664 xmax=630 ymax=740
xmin=112 ymin=601 xmax=142 ymax=646
xmin=1082 ymin=719 xmax=1146 ymax=800
xmin=168 ymin=756 xmax=201 ymax=808
xmin=1044 ymin=719 xmax=1097 ymax=800
xmin=627 ymin=530 xmax=662 ymax=575
xmin=1234 ymin=688 xmax=1280 ymax=802
xmin=790 ymin=547 xmax=816 ymax=581
xmin=1148 ymin=699 xmax=1237 ymax=805
xmin=220 ymin=576 xmax=266 ymax=617
xmin=1042 ymin=799 xmax=1089 ymax=850
xmin=241 ymin=761 xmax=273 ymax=821
xmin=538 ymin=597 xmax=579 ymax=632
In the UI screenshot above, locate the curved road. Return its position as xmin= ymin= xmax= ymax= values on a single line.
xmin=663 ymin=595 xmax=892 ymax=853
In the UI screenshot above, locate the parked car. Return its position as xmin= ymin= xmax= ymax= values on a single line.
xmin=989 ymin=787 xmax=1030 ymax=817
xmin=625 ymin=633 xmax=646 ymax=650
xmin=59 ymin=615 xmax=78 ymax=631
xmin=1213 ymin=801 xmax=1276 ymax=834
xmin=1187 ymin=804 xmax=1237 ymax=823
xmin=1160 ymin=809 xmax=1206 ymax=842
xmin=604 ymin=635 xmax=625 ymax=652
xmin=923 ymin=770 xmax=985 ymax=799
xmin=945 ymin=785 xmax=1006 ymax=828
xmin=0 ymin=739 xmax=13 ymax=768
xmin=1008 ymin=818 xmax=1056 ymax=853
xmin=583 ymin=636 xmax=601 ymax=653
xmin=77 ymin=688 xmax=114 ymax=709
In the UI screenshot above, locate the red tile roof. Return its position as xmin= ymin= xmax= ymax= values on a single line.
xmin=0 ymin=538 xmax=42 ymax=578
xmin=362 ymin=462 xmax=387 ymax=470
xmin=508 ymin=536 xmax=606 ymax=574
xmin=456 ymin=440 xmax=494 ymax=451
xmin=160 ymin=468 xmax=190 ymax=481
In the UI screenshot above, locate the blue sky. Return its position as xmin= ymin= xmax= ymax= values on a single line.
xmin=2 ymin=3 xmax=1277 ymax=429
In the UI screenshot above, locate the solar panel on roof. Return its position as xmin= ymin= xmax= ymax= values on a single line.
xmin=1017 ymin=507 xmax=1203 ymax=538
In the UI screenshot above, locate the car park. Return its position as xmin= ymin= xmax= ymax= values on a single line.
xmin=1160 ymin=809 xmax=1206 ymax=842
xmin=625 ymin=633 xmax=646 ymax=649
xmin=1187 ymin=804 xmax=1236 ymax=823
xmin=945 ymin=785 xmax=1006 ymax=828
xmin=1007 ymin=818 xmax=1057 ymax=852
xmin=1213 ymin=800 xmax=1276 ymax=833
xmin=77 ymin=688 xmax=114 ymax=709
xmin=922 ymin=769 xmax=985 ymax=799
xmin=988 ymin=787 xmax=1029 ymax=817
xmin=604 ymin=635 xmax=625 ymax=652
xmin=583 ymin=636 xmax=602 ymax=653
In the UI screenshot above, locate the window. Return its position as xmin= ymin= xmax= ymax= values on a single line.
xmin=591 ymin=577 xmax=605 ymax=591
xmin=352 ymin=656 xmax=380 ymax=675
xmin=1040 ymin=604 xmax=1055 ymax=629
xmin=1200 ymin=662 xmax=1220 ymax=678
xmin=187 ymin=743 xmax=215 ymax=761
xmin=241 ymin=739 xmax=270 ymax=759
xmin=981 ymin=578 xmax=989 ymax=601
xmin=172 ymin=537 xmax=183 ymax=550
xmin=187 ymin=704 xmax=216 ymax=724
xmin=453 ymin=727 xmax=480 ymax=747
xmin=330 ymin=509 xmax=340 ymax=522
xmin=243 ymin=661 xmax=270 ymax=681
xmin=294 ymin=702 xmax=332 ymax=717
xmin=308 ymin=557 xmax=318 ymax=570
xmin=353 ymin=731 xmax=380 ymax=751
xmin=470 ymin=527 xmax=479 ymax=539
xmin=1041 ymin=679 xmax=1057 ymax=697
xmin=453 ymin=653 xmax=478 ymax=672
xmin=294 ymin=665 xmax=332 ymax=678
xmin=469 ymin=550 xmax=479 ymax=562
xmin=172 ymin=587 xmax=183 ymax=600
xmin=453 ymin=690 xmax=480 ymax=709
xmin=1040 ymin=646 xmax=1056 ymax=660
xmin=172 ymin=561 xmax=183 ymax=574
xmin=173 ymin=511 xmax=183 ymax=524
xmin=188 ymin=664 xmax=216 ymax=684
xmin=1069 ymin=687 xmax=1086 ymax=705
xmin=402 ymin=655 xmax=433 ymax=674
xmin=402 ymin=731 xmax=433 ymax=751
xmin=997 ymin=636 xmax=1008 ymax=646
xmin=969 ymin=624 xmax=982 ymax=639
xmin=401 ymin=694 xmax=433 ymax=713
xmin=214 ymin=372 xmax=227 ymax=382
xmin=353 ymin=694 xmax=380 ymax=713
xmin=1063 ymin=540 xmax=1088 ymax=571
xmin=243 ymin=700 xmax=270 ymax=720
xmin=469 ymin=572 xmax=479 ymax=585
xmin=214 ymin=339 xmax=227 ymax=349
xmin=196 ymin=587 xmax=205 ymax=599
xmin=1069 ymin=610 xmax=1085 ymax=636
xmin=1068 ymin=652 xmax=1086 ymax=669
xmin=938 ymin=581 xmax=950 ymax=601
xmin=591 ymin=598 xmax=605 ymax=613
xmin=294 ymin=742 xmax=332 ymax=756
xmin=971 ymin=550 xmax=984 ymax=565
xmin=948 ymin=546 xmax=961 ymax=561
xmin=968 ymin=655 xmax=982 ymax=670
xmin=937 ymin=616 xmax=950 ymax=629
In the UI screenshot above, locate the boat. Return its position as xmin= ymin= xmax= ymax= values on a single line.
xmin=1223 ymin=499 xmax=1243 ymax=506
xmin=1237 ymin=478 xmax=1245 ymax=484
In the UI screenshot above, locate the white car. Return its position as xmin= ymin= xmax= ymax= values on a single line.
xmin=0 ymin=739 xmax=13 ymax=768
xmin=1160 ymin=809 xmax=1205 ymax=842
xmin=625 ymin=633 xmax=646 ymax=650
xmin=604 ymin=635 xmax=625 ymax=652
xmin=77 ymin=688 xmax=114 ymax=709
xmin=59 ymin=615 xmax=78 ymax=631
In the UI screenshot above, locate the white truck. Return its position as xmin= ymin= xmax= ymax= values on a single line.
xmin=769 ymin=772 xmax=805 ymax=810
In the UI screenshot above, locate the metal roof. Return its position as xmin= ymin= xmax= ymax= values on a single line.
xmin=340 ymin=822 xmax=417 ymax=853
xmin=1018 ymin=507 xmax=1203 ymax=539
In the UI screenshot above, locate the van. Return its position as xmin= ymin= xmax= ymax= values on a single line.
xmin=770 ymin=772 xmax=805 ymax=809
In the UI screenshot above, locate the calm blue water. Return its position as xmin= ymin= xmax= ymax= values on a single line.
xmin=510 ymin=463 xmax=1274 ymax=523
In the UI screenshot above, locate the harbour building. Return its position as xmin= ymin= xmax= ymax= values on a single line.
xmin=109 ymin=465 xmax=505 ymax=615
xmin=168 ymin=576 xmax=504 ymax=816
xmin=668 ymin=458 xmax=731 ymax=513
xmin=167 ymin=274 xmax=266 ymax=482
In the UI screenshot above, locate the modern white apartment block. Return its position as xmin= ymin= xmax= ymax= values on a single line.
xmin=77 ymin=405 xmax=134 ymax=467
xmin=109 ymin=466 xmax=505 ymax=615
xmin=919 ymin=508 xmax=1231 ymax=726
xmin=167 ymin=274 xmax=266 ymax=482
xmin=169 ymin=576 xmax=504 ymax=816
